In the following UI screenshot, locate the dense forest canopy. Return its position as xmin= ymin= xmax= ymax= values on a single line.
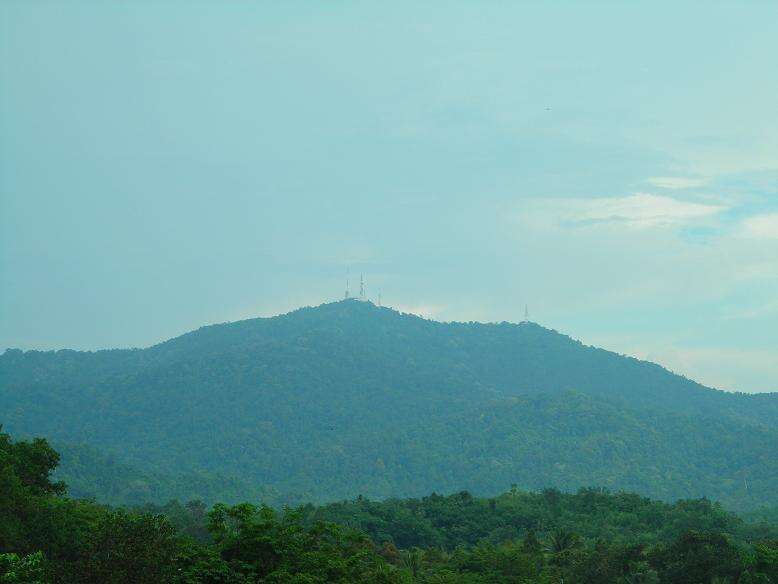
xmin=2 ymin=430 xmax=778 ymax=583
xmin=1 ymin=300 xmax=777 ymax=510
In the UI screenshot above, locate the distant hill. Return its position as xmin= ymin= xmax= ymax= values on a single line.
xmin=1 ymin=299 xmax=776 ymax=510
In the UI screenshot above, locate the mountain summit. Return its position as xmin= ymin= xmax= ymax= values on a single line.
xmin=1 ymin=300 xmax=776 ymax=510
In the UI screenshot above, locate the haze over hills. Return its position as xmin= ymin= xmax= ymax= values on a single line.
xmin=1 ymin=299 xmax=776 ymax=510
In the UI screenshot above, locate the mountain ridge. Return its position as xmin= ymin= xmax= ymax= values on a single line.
xmin=3 ymin=298 xmax=773 ymax=398
xmin=1 ymin=299 xmax=776 ymax=510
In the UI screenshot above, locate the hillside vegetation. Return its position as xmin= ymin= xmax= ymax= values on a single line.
xmin=3 ymin=430 xmax=778 ymax=583
xmin=1 ymin=300 xmax=776 ymax=510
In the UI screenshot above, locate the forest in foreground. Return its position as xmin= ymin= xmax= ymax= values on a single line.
xmin=2 ymin=429 xmax=778 ymax=583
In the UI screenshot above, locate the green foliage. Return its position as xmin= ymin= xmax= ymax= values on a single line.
xmin=0 ymin=552 xmax=45 ymax=584
xmin=137 ymin=499 xmax=212 ymax=543
xmin=752 ymin=540 xmax=778 ymax=582
xmin=0 ymin=428 xmax=72 ymax=552
xmin=301 ymin=488 xmax=775 ymax=551
xmin=63 ymin=511 xmax=180 ymax=584
xmin=650 ymin=531 xmax=745 ymax=584
xmin=2 ymin=429 xmax=778 ymax=583
xmin=206 ymin=503 xmax=392 ymax=582
xmin=1 ymin=429 xmax=177 ymax=582
xmin=0 ymin=428 xmax=63 ymax=497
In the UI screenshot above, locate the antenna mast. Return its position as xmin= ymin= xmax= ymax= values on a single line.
xmin=524 ymin=304 xmax=530 ymax=322
xmin=344 ymin=270 xmax=350 ymax=299
xmin=359 ymin=273 xmax=365 ymax=300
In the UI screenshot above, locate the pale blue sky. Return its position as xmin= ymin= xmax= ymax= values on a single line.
xmin=1 ymin=1 xmax=776 ymax=392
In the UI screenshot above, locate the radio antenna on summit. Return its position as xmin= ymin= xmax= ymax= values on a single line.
xmin=359 ymin=273 xmax=365 ymax=300
xmin=524 ymin=304 xmax=530 ymax=322
xmin=344 ymin=270 xmax=350 ymax=299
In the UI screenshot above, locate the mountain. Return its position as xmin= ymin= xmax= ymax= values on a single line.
xmin=1 ymin=299 xmax=776 ymax=510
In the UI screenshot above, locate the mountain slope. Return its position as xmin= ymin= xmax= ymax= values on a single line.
xmin=50 ymin=441 xmax=281 ymax=506
xmin=1 ymin=300 xmax=776 ymax=510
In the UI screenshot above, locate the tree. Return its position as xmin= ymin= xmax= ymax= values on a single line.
xmin=206 ymin=503 xmax=396 ymax=583
xmin=66 ymin=511 xmax=179 ymax=584
xmin=0 ymin=552 xmax=45 ymax=584
xmin=547 ymin=528 xmax=581 ymax=554
xmin=652 ymin=531 xmax=744 ymax=584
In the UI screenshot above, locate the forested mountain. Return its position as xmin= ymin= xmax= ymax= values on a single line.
xmin=1 ymin=299 xmax=776 ymax=510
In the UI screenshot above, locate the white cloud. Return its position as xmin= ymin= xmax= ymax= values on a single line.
xmin=394 ymin=304 xmax=445 ymax=319
xmin=647 ymin=176 xmax=709 ymax=189
xmin=740 ymin=213 xmax=778 ymax=240
xmin=567 ymin=193 xmax=727 ymax=228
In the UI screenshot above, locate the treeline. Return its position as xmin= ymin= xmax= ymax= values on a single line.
xmin=2 ymin=429 xmax=778 ymax=583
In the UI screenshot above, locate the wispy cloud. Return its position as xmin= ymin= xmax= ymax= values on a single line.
xmin=563 ymin=193 xmax=727 ymax=229
xmin=740 ymin=212 xmax=778 ymax=240
xmin=647 ymin=176 xmax=709 ymax=190
xmin=724 ymin=298 xmax=778 ymax=320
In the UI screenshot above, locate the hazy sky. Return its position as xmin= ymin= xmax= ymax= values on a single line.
xmin=2 ymin=1 xmax=776 ymax=393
